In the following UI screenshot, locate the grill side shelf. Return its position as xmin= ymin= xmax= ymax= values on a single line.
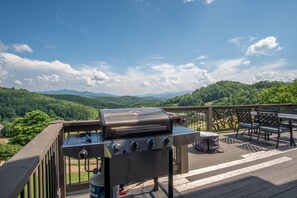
xmin=61 ymin=132 xmax=111 ymax=159
xmin=172 ymin=126 xmax=200 ymax=146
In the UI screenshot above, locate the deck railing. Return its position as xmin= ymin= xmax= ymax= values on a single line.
xmin=0 ymin=122 xmax=65 ymax=198
xmin=0 ymin=104 xmax=296 ymax=197
xmin=164 ymin=104 xmax=297 ymax=132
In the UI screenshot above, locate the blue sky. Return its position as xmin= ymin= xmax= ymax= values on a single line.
xmin=0 ymin=0 xmax=297 ymax=95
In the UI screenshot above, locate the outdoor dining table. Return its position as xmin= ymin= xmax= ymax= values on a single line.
xmin=251 ymin=111 xmax=297 ymax=146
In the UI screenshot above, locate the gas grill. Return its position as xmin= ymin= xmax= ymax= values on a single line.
xmin=62 ymin=107 xmax=199 ymax=197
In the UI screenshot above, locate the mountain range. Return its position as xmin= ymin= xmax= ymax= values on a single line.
xmin=40 ymin=89 xmax=190 ymax=99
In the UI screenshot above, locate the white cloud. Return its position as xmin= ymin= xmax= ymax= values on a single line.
xmin=79 ymin=69 xmax=108 ymax=86
xmin=14 ymin=80 xmax=23 ymax=85
xmin=37 ymin=74 xmax=60 ymax=82
xmin=12 ymin=43 xmax=33 ymax=53
xmin=197 ymin=55 xmax=207 ymax=60
xmin=252 ymin=71 xmax=279 ymax=82
xmin=139 ymin=81 xmax=150 ymax=87
xmin=210 ymin=58 xmax=247 ymax=78
xmin=183 ymin=0 xmax=195 ymax=3
xmin=209 ymin=57 xmax=295 ymax=84
xmin=0 ymin=53 xmax=77 ymax=74
xmin=0 ymin=55 xmax=9 ymax=83
xmin=0 ymin=41 xmax=9 ymax=52
xmin=229 ymin=37 xmax=242 ymax=47
xmin=24 ymin=78 xmax=33 ymax=85
xmin=183 ymin=0 xmax=215 ymax=4
xmin=251 ymin=70 xmax=297 ymax=83
xmin=0 ymin=41 xmax=33 ymax=53
xmin=246 ymin=36 xmax=282 ymax=56
xmin=1 ymin=51 xmax=297 ymax=95
xmin=242 ymin=60 xmax=250 ymax=65
xmin=205 ymin=0 xmax=215 ymax=4
xmin=0 ymin=65 xmax=8 ymax=83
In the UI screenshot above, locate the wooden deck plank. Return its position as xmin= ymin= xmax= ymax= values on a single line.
xmin=206 ymin=159 xmax=297 ymax=198
xmin=272 ymin=186 xmax=297 ymax=198
xmin=183 ymin=176 xmax=270 ymax=198
xmin=180 ymin=132 xmax=297 ymax=197
xmin=244 ymin=180 xmax=297 ymax=198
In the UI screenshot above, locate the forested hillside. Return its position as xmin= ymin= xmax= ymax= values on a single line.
xmin=149 ymin=80 xmax=292 ymax=107
xmin=0 ymin=87 xmax=98 ymax=121
xmin=1 ymin=80 xmax=296 ymax=122
xmin=46 ymin=94 xmax=160 ymax=109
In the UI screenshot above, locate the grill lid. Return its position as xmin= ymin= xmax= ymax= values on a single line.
xmin=100 ymin=107 xmax=172 ymax=140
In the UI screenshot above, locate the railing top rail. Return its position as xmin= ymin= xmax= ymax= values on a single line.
xmin=63 ymin=120 xmax=101 ymax=132
xmin=0 ymin=122 xmax=63 ymax=198
xmin=211 ymin=103 xmax=295 ymax=109
xmin=162 ymin=106 xmax=209 ymax=111
xmin=162 ymin=103 xmax=295 ymax=110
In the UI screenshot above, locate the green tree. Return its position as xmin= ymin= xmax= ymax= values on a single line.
xmin=8 ymin=110 xmax=51 ymax=146
xmin=0 ymin=120 xmax=13 ymax=136
xmin=0 ymin=142 xmax=22 ymax=161
xmin=258 ymin=81 xmax=297 ymax=104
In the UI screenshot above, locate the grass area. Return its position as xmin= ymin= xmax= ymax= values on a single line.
xmin=188 ymin=120 xmax=207 ymax=131
xmin=67 ymin=171 xmax=92 ymax=184
xmin=65 ymin=158 xmax=100 ymax=184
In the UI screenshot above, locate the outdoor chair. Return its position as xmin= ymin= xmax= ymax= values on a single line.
xmin=236 ymin=108 xmax=259 ymax=141
xmin=257 ymin=110 xmax=293 ymax=148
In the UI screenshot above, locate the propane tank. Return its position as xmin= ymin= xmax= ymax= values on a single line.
xmin=89 ymin=168 xmax=119 ymax=198
xmin=89 ymin=168 xmax=104 ymax=198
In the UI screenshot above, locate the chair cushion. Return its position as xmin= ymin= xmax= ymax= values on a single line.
xmin=281 ymin=120 xmax=290 ymax=125
xmin=260 ymin=126 xmax=290 ymax=133
xmin=239 ymin=122 xmax=259 ymax=129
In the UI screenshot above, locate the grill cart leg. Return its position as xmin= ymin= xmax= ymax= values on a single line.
xmin=168 ymin=148 xmax=173 ymax=198
xmin=153 ymin=178 xmax=159 ymax=191
xmin=104 ymin=158 xmax=112 ymax=198
xmin=152 ymin=149 xmax=174 ymax=198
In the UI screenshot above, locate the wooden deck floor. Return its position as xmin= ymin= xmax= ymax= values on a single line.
xmin=68 ymin=131 xmax=297 ymax=198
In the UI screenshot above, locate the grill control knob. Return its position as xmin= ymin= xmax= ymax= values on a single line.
xmin=130 ymin=141 xmax=139 ymax=151
xmin=147 ymin=139 xmax=155 ymax=148
xmin=113 ymin=143 xmax=120 ymax=153
xmin=163 ymin=137 xmax=170 ymax=146
xmin=78 ymin=149 xmax=88 ymax=159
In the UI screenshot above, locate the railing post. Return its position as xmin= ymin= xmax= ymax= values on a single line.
xmin=207 ymin=106 xmax=213 ymax=132
xmin=175 ymin=145 xmax=189 ymax=174
xmin=58 ymin=127 xmax=66 ymax=198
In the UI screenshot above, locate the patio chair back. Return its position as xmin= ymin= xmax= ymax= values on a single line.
xmin=257 ymin=110 xmax=279 ymax=128
xmin=256 ymin=110 xmax=295 ymax=148
xmin=236 ymin=108 xmax=253 ymax=124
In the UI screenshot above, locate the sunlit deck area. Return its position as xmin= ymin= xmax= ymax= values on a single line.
xmin=1 ymin=104 xmax=297 ymax=198
xmin=68 ymin=131 xmax=297 ymax=198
